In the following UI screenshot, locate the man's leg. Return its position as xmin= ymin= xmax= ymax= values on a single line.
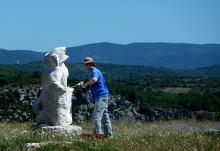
xmin=102 ymin=97 xmax=113 ymax=138
xmin=93 ymin=99 xmax=104 ymax=134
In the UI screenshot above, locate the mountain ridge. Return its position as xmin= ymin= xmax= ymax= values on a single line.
xmin=1 ymin=42 xmax=220 ymax=69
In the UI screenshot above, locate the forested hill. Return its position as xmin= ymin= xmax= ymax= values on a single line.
xmin=1 ymin=42 xmax=220 ymax=69
xmin=0 ymin=62 xmax=220 ymax=81
xmin=67 ymin=42 xmax=220 ymax=69
xmin=0 ymin=48 xmax=43 ymax=64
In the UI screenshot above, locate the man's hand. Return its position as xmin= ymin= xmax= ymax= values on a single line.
xmin=81 ymin=77 xmax=97 ymax=89
xmin=81 ymin=83 xmax=87 ymax=89
xmin=76 ymin=81 xmax=84 ymax=87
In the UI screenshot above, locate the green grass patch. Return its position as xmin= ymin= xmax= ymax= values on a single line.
xmin=0 ymin=120 xmax=219 ymax=151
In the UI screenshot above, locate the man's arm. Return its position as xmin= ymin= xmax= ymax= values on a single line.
xmin=82 ymin=77 xmax=97 ymax=88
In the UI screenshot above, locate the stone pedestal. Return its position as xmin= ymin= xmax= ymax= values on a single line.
xmin=40 ymin=125 xmax=82 ymax=135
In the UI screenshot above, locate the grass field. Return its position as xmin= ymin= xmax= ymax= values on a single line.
xmin=0 ymin=120 xmax=220 ymax=151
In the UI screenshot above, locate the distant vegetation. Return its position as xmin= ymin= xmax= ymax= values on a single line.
xmin=1 ymin=62 xmax=220 ymax=80
xmin=0 ymin=65 xmax=40 ymax=86
xmin=0 ymin=63 xmax=220 ymax=113
xmin=107 ymin=76 xmax=220 ymax=113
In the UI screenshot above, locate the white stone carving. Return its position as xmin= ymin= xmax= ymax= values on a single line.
xmin=33 ymin=47 xmax=82 ymax=135
xmin=36 ymin=47 xmax=72 ymax=126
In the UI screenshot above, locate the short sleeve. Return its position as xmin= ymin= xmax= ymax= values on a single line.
xmin=90 ymin=70 xmax=98 ymax=80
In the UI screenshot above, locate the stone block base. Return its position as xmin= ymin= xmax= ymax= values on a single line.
xmin=37 ymin=125 xmax=82 ymax=135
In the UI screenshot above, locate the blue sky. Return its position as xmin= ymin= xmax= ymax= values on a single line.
xmin=0 ymin=0 xmax=220 ymax=52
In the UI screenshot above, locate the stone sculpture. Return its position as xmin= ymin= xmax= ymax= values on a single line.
xmin=33 ymin=47 xmax=82 ymax=134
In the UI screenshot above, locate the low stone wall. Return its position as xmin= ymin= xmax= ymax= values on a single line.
xmin=0 ymin=88 xmax=37 ymax=122
xmin=0 ymin=87 xmax=219 ymax=123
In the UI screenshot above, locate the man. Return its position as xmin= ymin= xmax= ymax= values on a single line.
xmin=81 ymin=57 xmax=113 ymax=138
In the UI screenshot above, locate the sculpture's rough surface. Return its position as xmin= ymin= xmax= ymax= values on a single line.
xmin=33 ymin=47 xmax=82 ymax=135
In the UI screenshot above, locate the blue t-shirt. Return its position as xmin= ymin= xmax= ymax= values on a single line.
xmin=90 ymin=67 xmax=109 ymax=102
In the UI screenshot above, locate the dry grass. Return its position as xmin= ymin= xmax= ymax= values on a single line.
xmin=0 ymin=120 xmax=220 ymax=151
xmin=161 ymin=87 xmax=191 ymax=94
